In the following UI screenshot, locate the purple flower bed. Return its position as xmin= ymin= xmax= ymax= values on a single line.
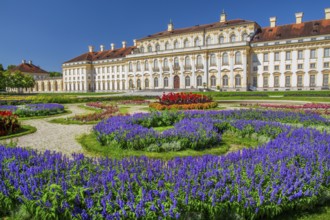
xmin=0 ymin=103 xmax=65 ymax=117
xmin=0 ymin=127 xmax=329 ymax=219
xmin=94 ymin=110 xmax=326 ymax=151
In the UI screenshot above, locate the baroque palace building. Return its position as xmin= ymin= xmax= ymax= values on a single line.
xmin=46 ymin=8 xmax=330 ymax=92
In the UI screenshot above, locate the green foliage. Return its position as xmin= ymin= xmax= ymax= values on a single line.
xmin=1 ymin=70 xmax=35 ymax=91
xmin=49 ymin=72 xmax=62 ymax=77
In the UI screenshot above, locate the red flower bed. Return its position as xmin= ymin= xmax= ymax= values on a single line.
xmin=0 ymin=111 xmax=20 ymax=136
xmin=158 ymin=92 xmax=212 ymax=105
xmin=149 ymin=102 xmax=218 ymax=110
xmin=73 ymin=102 xmax=125 ymax=122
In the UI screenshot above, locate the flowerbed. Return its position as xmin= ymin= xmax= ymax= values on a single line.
xmin=72 ymin=102 xmax=123 ymax=122
xmin=0 ymin=103 xmax=65 ymax=117
xmin=149 ymin=102 xmax=218 ymax=110
xmin=0 ymin=111 xmax=20 ymax=136
xmin=94 ymin=109 xmax=324 ymax=151
xmin=1 ymin=124 xmax=330 ymax=219
xmin=117 ymin=100 xmax=150 ymax=105
xmin=158 ymin=92 xmax=212 ymax=105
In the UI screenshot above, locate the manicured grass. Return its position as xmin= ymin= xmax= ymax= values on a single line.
xmin=153 ymin=126 xmax=174 ymax=132
xmin=18 ymin=110 xmax=72 ymax=120
xmin=0 ymin=125 xmax=37 ymax=140
xmin=77 ymin=104 xmax=103 ymax=113
xmin=49 ymin=118 xmax=99 ymax=125
xmin=78 ymin=131 xmax=260 ymax=160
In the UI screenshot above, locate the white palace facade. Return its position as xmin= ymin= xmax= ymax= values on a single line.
xmin=59 ymin=8 xmax=330 ymax=92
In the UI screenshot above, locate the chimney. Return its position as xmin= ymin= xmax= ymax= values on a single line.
xmin=88 ymin=45 xmax=94 ymax=53
xmin=111 ymin=43 xmax=115 ymax=50
xmin=326 ymin=8 xmax=330 ymax=20
xmin=100 ymin=45 xmax=104 ymax=52
xmin=22 ymin=59 xmax=26 ymax=64
xmin=122 ymin=41 xmax=127 ymax=48
xmin=270 ymin=17 xmax=277 ymax=27
xmin=220 ymin=9 xmax=227 ymax=22
xmin=28 ymin=60 xmax=32 ymax=65
xmin=295 ymin=12 xmax=303 ymax=24
xmin=167 ymin=19 xmax=174 ymax=31
xmin=133 ymin=39 xmax=137 ymax=46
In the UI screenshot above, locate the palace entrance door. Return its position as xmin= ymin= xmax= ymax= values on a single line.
xmin=174 ymin=75 xmax=180 ymax=89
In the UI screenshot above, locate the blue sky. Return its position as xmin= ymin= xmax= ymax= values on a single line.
xmin=0 ymin=0 xmax=329 ymax=72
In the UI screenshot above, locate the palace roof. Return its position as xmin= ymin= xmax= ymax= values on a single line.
xmin=63 ymin=46 xmax=135 ymax=64
xmin=138 ymin=19 xmax=255 ymax=41
xmin=252 ymin=19 xmax=330 ymax=42
xmin=12 ymin=63 xmax=49 ymax=74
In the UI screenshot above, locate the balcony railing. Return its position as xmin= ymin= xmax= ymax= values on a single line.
xmin=195 ymin=64 xmax=204 ymax=69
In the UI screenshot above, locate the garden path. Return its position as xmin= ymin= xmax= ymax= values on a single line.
xmin=1 ymin=104 xmax=95 ymax=155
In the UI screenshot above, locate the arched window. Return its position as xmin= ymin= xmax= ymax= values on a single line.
xmin=197 ymin=75 xmax=203 ymax=86
xmin=206 ymin=36 xmax=212 ymax=45
xmin=242 ymin=33 xmax=248 ymax=41
xmin=230 ymin=34 xmax=236 ymax=43
xmin=196 ymin=55 xmax=203 ymax=67
xmin=165 ymin=42 xmax=170 ymax=50
xmin=136 ymin=61 xmax=141 ymax=71
xmin=174 ymin=57 xmax=179 ymax=69
xmin=154 ymin=59 xmax=159 ymax=68
xmin=184 ymin=39 xmax=190 ymax=48
xmin=156 ymin=44 xmax=160 ymax=51
xmin=164 ymin=77 xmax=169 ymax=87
xmin=219 ymin=35 xmax=225 ymax=44
xmin=129 ymin=62 xmax=133 ymax=72
xmin=222 ymin=53 xmax=228 ymax=65
xmin=145 ymin=60 xmax=149 ymax=70
xmin=211 ymin=76 xmax=216 ymax=87
xmin=154 ymin=77 xmax=159 ymax=87
xmin=235 ymin=52 xmax=242 ymax=64
xmin=185 ymin=76 xmax=190 ymax=87
xmin=223 ymin=75 xmax=228 ymax=86
xmin=137 ymin=79 xmax=141 ymax=89
xmin=194 ymin=38 xmax=200 ymax=46
xmin=174 ymin=40 xmax=180 ymax=49
xmin=148 ymin=45 xmax=153 ymax=52
xmin=185 ymin=56 xmax=191 ymax=67
xmin=129 ymin=79 xmax=133 ymax=89
xmin=145 ymin=78 xmax=149 ymax=88
xmin=140 ymin=46 xmax=144 ymax=53
xmin=235 ymin=74 xmax=241 ymax=87
xmin=163 ymin=58 xmax=168 ymax=68
xmin=210 ymin=54 xmax=216 ymax=66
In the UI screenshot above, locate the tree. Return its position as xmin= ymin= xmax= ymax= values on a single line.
xmin=3 ymin=71 xmax=35 ymax=93
xmin=7 ymin=65 xmax=16 ymax=70
xmin=49 ymin=71 xmax=62 ymax=77
xmin=0 ymin=64 xmax=4 ymax=72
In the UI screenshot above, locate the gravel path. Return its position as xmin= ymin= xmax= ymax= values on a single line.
xmin=1 ymin=104 xmax=94 ymax=155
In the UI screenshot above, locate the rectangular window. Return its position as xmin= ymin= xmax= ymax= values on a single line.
xmin=253 ymin=66 xmax=258 ymax=71
xmin=263 ymin=76 xmax=268 ymax=87
xmin=274 ymin=65 xmax=279 ymax=71
xmin=253 ymin=76 xmax=257 ymax=87
xmin=263 ymin=66 xmax=268 ymax=71
xmin=323 ymin=74 xmax=329 ymax=87
xmin=298 ymin=50 xmax=303 ymax=60
xmin=274 ymin=76 xmax=279 ymax=87
xmin=286 ymin=64 xmax=291 ymax=70
xmin=286 ymin=51 xmax=291 ymax=60
xmin=325 ymin=48 xmax=330 ymax=57
xmin=310 ymin=49 xmax=316 ymax=59
xmin=274 ymin=52 xmax=280 ymax=61
xmin=285 ymin=76 xmax=291 ymax=87
xmin=253 ymin=54 xmax=258 ymax=63
xmin=298 ymin=64 xmax=303 ymax=69
xmin=263 ymin=53 xmax=269 ymax=62
xmin=324 ymin=62 xmax=330 ymax=68
xmin=297 ymin=75 xmax=303 ymax=87
xmin=310 ymin=63 xmax=316 ymax=69
xmin=310 ymin=75 xmax=316 ymax=86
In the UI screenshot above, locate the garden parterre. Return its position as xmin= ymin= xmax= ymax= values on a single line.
xmin=0 ymin=125 xmax=330 ymax=219
xmin=0 ymin=103 xmax=65 ymax=117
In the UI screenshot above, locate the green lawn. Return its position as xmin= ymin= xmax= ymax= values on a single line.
xmin=77 ymin=131 xmax=260 ymax=160
xmin=0 ymin=125 xmax=37 ymax=140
